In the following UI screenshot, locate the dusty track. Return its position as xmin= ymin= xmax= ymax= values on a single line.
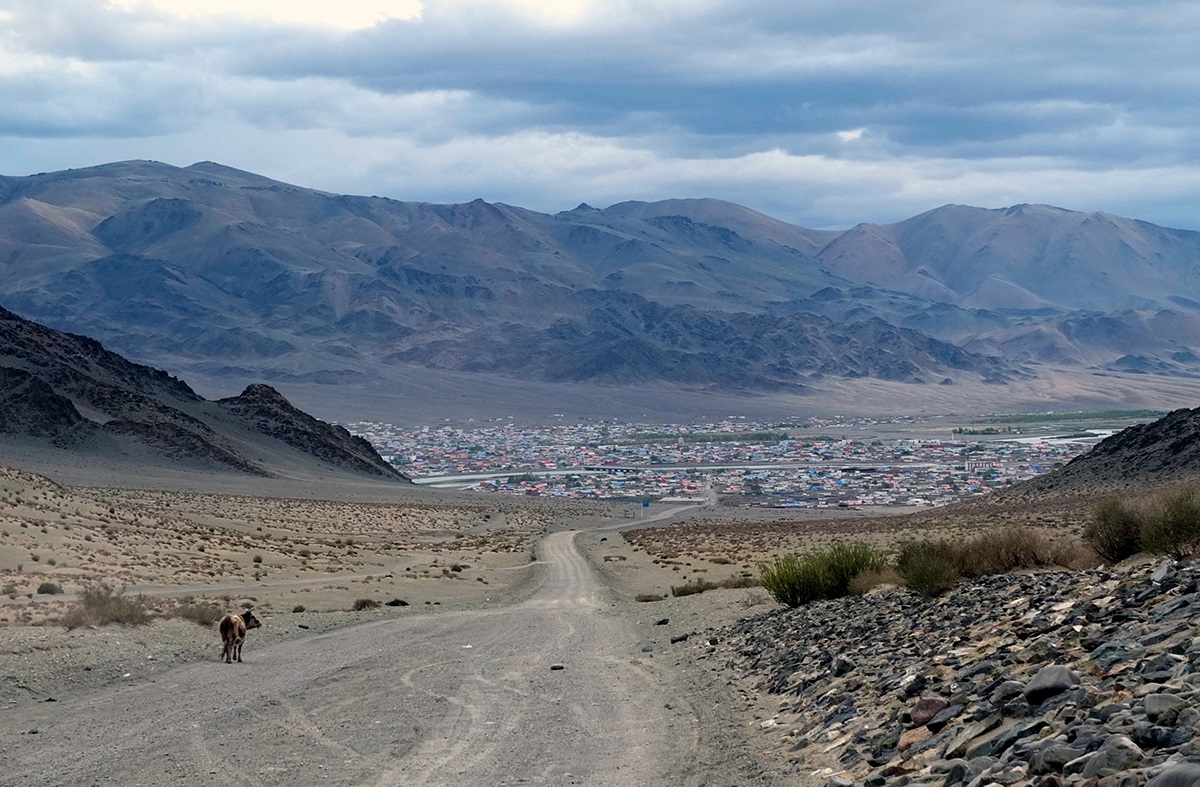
xmin=0 ymin=518 xmax=760 ymax=786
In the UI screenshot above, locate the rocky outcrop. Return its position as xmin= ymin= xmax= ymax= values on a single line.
xmin=0 ymin=366 xmax=95 ymax=444
xmin=692 ymin=560 xmax=1200 ymax=786
xmin=218 ymin=384 xmax=407 ymax=480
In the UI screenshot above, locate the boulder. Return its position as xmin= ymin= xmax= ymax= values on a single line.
xmin=1024 ymin=665 xmax=1079 ymax=706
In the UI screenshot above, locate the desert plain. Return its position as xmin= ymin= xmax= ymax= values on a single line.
xmin=0 ymin=441 xmax=1121 ymax=786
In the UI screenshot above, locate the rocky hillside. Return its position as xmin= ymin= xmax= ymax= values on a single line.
xmin=694 ymin=559 xmax=1200 ymax=786
xmin=0 ymin=306 xmax=406 ymax=480
xmin=4 ymin=160 xmax=1200 ymax=398
xmin=218 ymin=383 xmax=402 ymax=479
xmin=1018 ymin=407 xmax=1200 ymax=495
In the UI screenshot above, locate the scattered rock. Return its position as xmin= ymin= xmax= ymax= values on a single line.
xmin=696 ymin=559 xmax=1200 ymax=786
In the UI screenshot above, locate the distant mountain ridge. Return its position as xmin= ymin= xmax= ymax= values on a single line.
xmin=0 ymin=305 xmax=406 ymax=480
xmin=2 ymin=159 xmax=1200 ymax=394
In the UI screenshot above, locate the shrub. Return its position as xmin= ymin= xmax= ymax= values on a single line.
xmin=61 ymin=585 xmax=150 ymax=629
xmin=718 ymin=575 xmax=761 ymax=589
xmin=823 ymin=542 xmax=889 ymax=596
xmin=758 ymin=542 xmax=885 ymax=608
xmin=670 ymin=578 xmax=718 ymax=597
xmin=635 ymin=593 xmax=664 ymax=602
xmin=352 ymin=598 xmax=380 ymax=611
xmin=385 ymin=598 xmax=409 ymax=607
xmin=292 ymin=605 xmax=306 ymax=613
xmin=252 ymin=555 xmax=263 ymax=564
xmin=759 ymin=554 xmax=834 ymax=607
xmin=1085 ymin=498 xmax=1144 ymax=563
xmin=896 ymin=539 xmax=959 ymax=598
xmin=172 ymin=602 xmax=224 ymax=626
xmin=36 ymin=581 xmax=64 ymax=595
xmin=954 ymin=527 xmax=1061 ymax=576
xmin=1141 ymin=487 xmax=1200 ymax=559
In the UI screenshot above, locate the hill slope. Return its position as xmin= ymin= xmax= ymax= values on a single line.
xmin=1019 ymin=406 xmax=1200 ymax=493
xmin=0 ymin=306 xmax=406 ymax=480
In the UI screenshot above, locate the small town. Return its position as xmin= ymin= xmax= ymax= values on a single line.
xmin=350 ymin=416 xmax=1109 ymax=509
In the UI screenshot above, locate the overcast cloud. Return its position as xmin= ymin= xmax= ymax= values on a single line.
xmin=1 ymin=0 xmax=1198 ymax=229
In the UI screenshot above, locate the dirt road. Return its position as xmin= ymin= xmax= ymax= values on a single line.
xmin=0 ymin=524 xmax=766 ymax=786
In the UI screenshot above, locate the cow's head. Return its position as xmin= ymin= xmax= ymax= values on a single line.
xmin=241 ymin=610 xmax=262 ymax=629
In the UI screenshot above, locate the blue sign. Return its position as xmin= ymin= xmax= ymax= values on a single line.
xmin=643 ymin=501 xmax=650 ymax=508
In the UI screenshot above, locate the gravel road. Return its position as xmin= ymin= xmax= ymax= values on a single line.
xmin=0 ymin=523 xmax=770 ymax=786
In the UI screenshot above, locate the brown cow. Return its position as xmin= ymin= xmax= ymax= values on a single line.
xmin=218 ymin=610 xmax=262 ymax=663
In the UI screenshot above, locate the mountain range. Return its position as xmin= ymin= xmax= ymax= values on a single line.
xmin=2 ymin=160 xmax=1200 ymax=411
xmin=0 ymin=305 xmax=406 ymax=480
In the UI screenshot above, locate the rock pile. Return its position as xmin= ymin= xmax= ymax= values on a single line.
xmin=692 ymin=560 xmax=1200 ymax=786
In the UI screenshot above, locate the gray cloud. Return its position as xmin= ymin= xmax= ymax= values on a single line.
xmin=1 ymin=0 xmax=1198 ymax=230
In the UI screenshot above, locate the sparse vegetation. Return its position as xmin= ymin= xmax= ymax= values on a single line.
xmin=670 ymin=574 xmax=761 ymax=598
xmin=895 ymin=527 xmax=1081 ymax=598
xmin=953 ymin=527 xmax=1066 ymax=577
xmin=670 ymin=578 xmax=719 ymax=597
xmin=352 ymin=598 xmax=380 ymax=611
xmin=171 ymin=601 xmax=224 ymax=626
xmin=61 ymin=585 xmax=150 ymax=629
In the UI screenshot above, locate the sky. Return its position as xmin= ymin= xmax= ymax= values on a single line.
xmin=2 ymin=0 xmax=1199 ymax=230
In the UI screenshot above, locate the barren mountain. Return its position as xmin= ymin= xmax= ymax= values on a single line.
xmin=0 ymin=306 xmax=406 ymax=480
xmin=1 ymin=160 xmax=1199 ymax=399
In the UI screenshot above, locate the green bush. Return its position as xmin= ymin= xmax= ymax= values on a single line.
xmin=36 ymin=581 xmax=64 ymax=595
xmin=1141 ymin=487 xmax=1200 ymax=559
xmin=759 ymin=554 xmax=834 ymax=607
xmin=61 ymin=585 xmax=150 ymax=629
xmin=823 ymin=542 xmax=889 ymax=596
xmin=352 ymin=598 xmax=380 ymax=611
xmin=896 ymin=539 xmax=959 ymax=598
xmin=759 ymin=542 xmax=886 ymax=608
xmin=1085 ymin=498 xmax=1144 ymax=563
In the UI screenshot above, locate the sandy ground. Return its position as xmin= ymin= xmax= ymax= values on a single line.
xmin=0 ymin=467 xmax=787 ymax=786
xmin=0 ymin=459 xmax=1104 ymax=785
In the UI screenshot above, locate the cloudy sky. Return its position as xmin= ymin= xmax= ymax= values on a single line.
xmin=2 ymin=0 xmax=1198 ymax=229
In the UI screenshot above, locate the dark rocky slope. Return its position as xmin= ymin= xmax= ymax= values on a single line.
xmin=0 ymin=306 xmax=406 ymax=480
xmin=218 ymin=383 xmax=403 ymax=479
xmin=1020 ymin=407 xmax=1200 ymax=495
